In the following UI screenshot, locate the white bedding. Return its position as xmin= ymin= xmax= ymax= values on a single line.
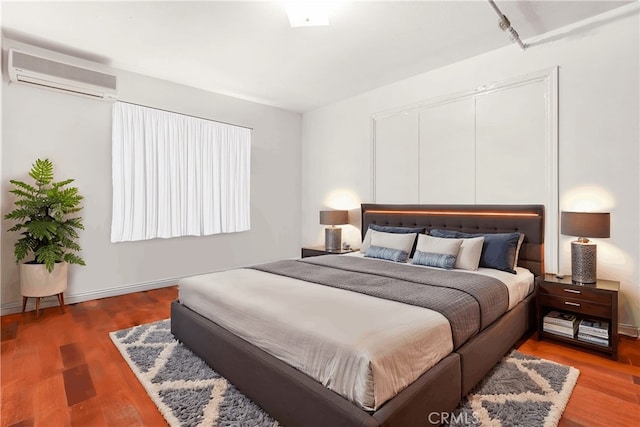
xmin=178 ymin=257 xmax=533 ymax=411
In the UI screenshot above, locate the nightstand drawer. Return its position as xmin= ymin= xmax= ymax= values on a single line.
xmin=538 ymin=283 xmax=612 ymax=305
xmin=538 ymin=294 xmax=612 ymax=318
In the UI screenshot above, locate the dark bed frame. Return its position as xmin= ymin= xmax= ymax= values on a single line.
xmin=171 ymin=204 xmax=544 ymax=427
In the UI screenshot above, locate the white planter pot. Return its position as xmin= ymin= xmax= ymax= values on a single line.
xmin=20 ymin=262 xmax=68 ymax=297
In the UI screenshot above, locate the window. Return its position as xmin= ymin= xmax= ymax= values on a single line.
xmin=111 ymin=102 xmax=251 ymax=242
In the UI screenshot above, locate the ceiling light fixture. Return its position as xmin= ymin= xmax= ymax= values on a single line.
xmin=286 ymin=1 xmax=333 ymax=28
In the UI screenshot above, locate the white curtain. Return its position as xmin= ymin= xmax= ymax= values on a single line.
xmin=111 ymin=102 xmax=251 ymax=242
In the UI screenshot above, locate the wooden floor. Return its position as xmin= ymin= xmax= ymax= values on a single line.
xmin=1 ymin=287 xmax=639 ymax=427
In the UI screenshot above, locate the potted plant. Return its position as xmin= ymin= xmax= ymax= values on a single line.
xmin=4 ymin=158 xmax=85 ymax=315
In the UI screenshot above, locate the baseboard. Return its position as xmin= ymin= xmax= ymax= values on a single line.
xmin=0 ymin=277 xmax=180 ymax=316
xmin=618 ymin=323 xmax=640 ymax=338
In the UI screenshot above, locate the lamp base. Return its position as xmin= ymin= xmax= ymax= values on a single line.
xmin=325 ymin=227 xmax=342 ymax=252
xmin=571 ymin=240 xmax=597 ymax=284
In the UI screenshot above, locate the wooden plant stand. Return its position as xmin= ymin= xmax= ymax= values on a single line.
xmin=22 ymin=293 xmax=65 ymax=318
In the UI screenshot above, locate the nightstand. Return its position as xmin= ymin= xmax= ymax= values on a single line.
xmin=301 ymin=246 xmax=357 ymax=258
xmin=536 ymin=274 xmax=619 ymax=360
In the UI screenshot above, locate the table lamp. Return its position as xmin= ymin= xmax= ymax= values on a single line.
xmin=319 ymin=210 xmax=348 ymax=252
xmin=561 ymin=211 xmax=610 ymax=284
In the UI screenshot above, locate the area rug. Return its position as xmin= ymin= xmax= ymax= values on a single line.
xmin=446 ymin=351 xmax=579 ymax=427
xmin=110 ymin=319 xmax=579 ymax=427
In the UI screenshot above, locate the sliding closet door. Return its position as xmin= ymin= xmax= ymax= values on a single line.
xmin=373 ymin=111 xmax=419 ymax=203
xmin=418 ymin=99 xmax=475 ymax=203
xmin=475 ymin=82 xmax=547 ymax=204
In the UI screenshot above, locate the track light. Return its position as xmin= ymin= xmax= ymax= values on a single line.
xmin=488 ymin=0 xmax=527 ymax=50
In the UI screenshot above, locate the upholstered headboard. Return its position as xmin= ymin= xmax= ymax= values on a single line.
xmin=361 ymin=204 xmax=545 ymax=277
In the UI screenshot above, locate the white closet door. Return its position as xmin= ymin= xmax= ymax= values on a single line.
xmin=418 ymin=99 xmax=475 ymax=203
xmin=374 ymin=111 xmax=419 ymax=203
xmin=475 ymin=81 xmax=547 ymax=204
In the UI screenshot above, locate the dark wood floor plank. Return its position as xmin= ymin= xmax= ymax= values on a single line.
xmin=1 ymin=321 xmax=19 ymax=341
xmin=1 ymin=339 xmax=16 ymax=381
xmin=63 ymin=364 xmax=97 ymax=407
xmin=0 ymin=284 xmax=637 ymax=427
xmin=59 ymin=342 xmax=85 ymax=369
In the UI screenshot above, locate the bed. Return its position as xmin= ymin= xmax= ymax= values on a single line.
xmin=171 ymin=203 xmax=544 ymax=426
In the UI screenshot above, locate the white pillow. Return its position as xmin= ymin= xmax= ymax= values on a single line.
xmin=415 ymin=234 xmax=462 ymax=256
xmin=360 ymin=228 xmax=373 ymax=253
xmin=369 ymin=230 xmax=417 ymax=256
xmin=455 ymin=236 xmax=485 ymax=271
xmin=513 ymin=233 xmax=525 ymax=269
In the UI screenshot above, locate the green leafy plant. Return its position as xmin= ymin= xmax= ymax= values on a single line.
xmin=4 ymin=159 xmax=85 ymax=272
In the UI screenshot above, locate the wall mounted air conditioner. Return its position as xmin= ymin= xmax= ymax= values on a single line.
xmin=7 ymin=44 xmax=118 ymax=101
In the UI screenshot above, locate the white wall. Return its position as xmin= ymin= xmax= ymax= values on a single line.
xmin=301 ymin=6 xmax=640 ymax=334
xmin=1 ymin=63 xmax=302 ymax=313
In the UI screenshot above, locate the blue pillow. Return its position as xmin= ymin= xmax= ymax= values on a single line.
xmin=412 ymin=250 xmax=456 ymax=269
xmin=429 ymin=229 xmax=520 ymax=274
xmin=364 ymin=245 xmax=409 ymax=263
xmin=369 ymin=224 xmax=426 ymax=234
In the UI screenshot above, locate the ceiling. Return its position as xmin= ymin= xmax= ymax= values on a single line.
xmin=1 ymin=1 xmax=633 ymax=112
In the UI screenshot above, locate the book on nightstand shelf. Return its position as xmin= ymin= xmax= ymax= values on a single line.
xmin=543 ymin=322 xmax=578 ymax=338
xmin=577 ymin=332 xmax=609 ymax=346
xmin=577 ymin=319 xmax=610 ymax=346
xmin=544 ymin=311 xmax=577 ymax=327
xmin=578 ymin=319 xmax=609 ymax=338
xmin=543 ymin=311 xmax=578 ymax=338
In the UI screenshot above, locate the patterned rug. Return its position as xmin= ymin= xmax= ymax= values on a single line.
xmin=110 ymin=319 xmax=579 ymax=427
xmin=447 ymin=351 xmax=579 ymax=427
